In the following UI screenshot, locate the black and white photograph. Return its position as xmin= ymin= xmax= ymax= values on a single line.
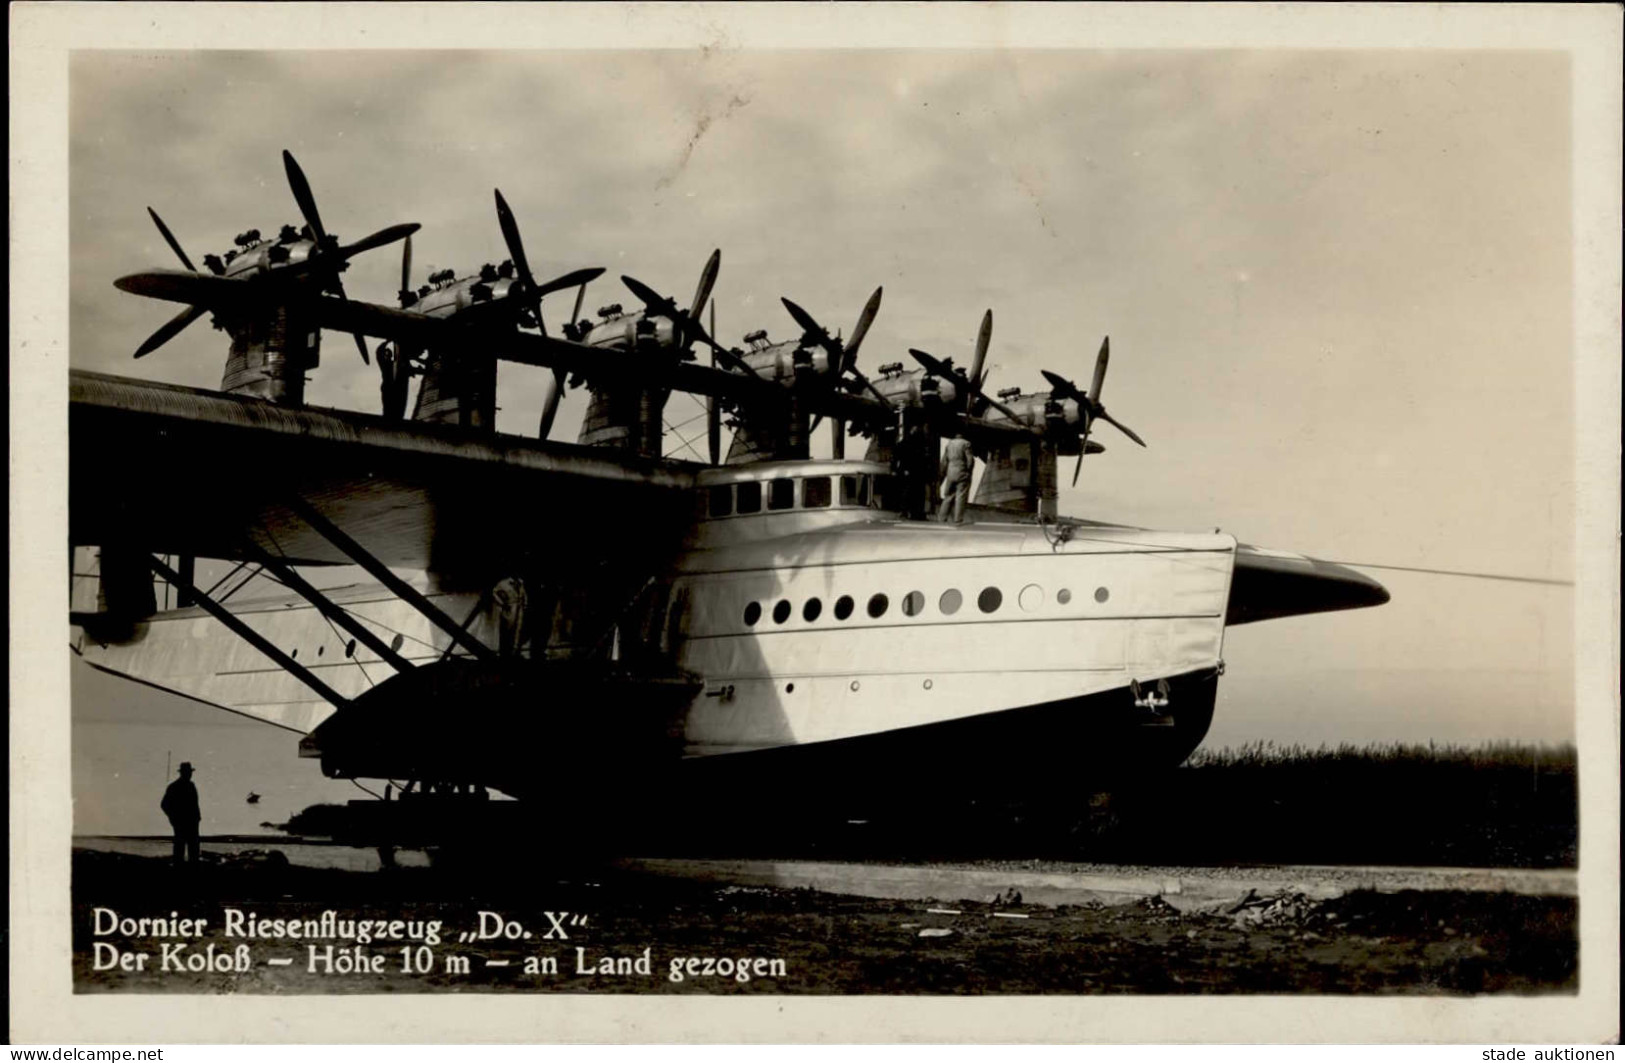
xmin=10 ymin=1 xmax=1620 ymax=1045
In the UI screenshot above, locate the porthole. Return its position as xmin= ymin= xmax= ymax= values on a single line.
xmin=939 ymin=588 xmax=963 ymax=615
xmin=1094 ymin=586 xmax=1110 ymax=603
xmin=803 ymin=598 xmax=823 ymax=622
xmin=773 ymin=600 xmax=792 ymax=624
xmin=902 ymin=590 xmax=926 ymax=617
xmin=1018 ymin=584 xmax=1044 ymax=613
xmin=923 ymin=678 xmax=934 ymax=690
xmin=344 ymin=639 xmax=356 ymax=658
xmin=317 ymin=645 xmax=325 ymax=657
xmin=834 ymin=595 xmax=855 ymax=620
xmin=867 ymin=593 xmax=890 ymax=618
xmin=290 ymin=647 xmax=299 ymax=659
xmin=390 ymin=633 xmax=405 ymax=653
xmin=786 ymin=682 xmax=796 ymax=693
xmin=743 ymin=601 xmax=762 ymax=626
xmin=1057 ymin=588 xmax=1073 ymax=605
xmin=849 ymin=680 xmax=861 ymax=692
xmin=978 ymin=586 xmax=1003 ymax=613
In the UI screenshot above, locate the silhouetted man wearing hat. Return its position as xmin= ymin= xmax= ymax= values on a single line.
xmin=161 ymin=762 xmax=201 ymax=865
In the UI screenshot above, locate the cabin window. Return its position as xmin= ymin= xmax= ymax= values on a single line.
xmin=803 ymin=598 xmax=823 ymax=622
xmin=743 ymin=602 xmax=762 ymax=626
xmin=1095 ymin=587 xmax=1110 ymax=603
xmin=772 ymin=600 xmax=792 ymax=624
xmin=939 ymin=589 xmax=963 ymax=615
xmin=707 ymin=485 xmax=733 ymax=518
xmin=834 ymin=595 xmax=855 ymax=620
xmin=736 ymin=481 xmax=762 ymax=514
xmin=867 ymin=593 xmax=890 ymax=619
xmin=1056 ymin=588 xmax=1073 ymax=605
xmin=841 ymin=475 xmax=869 ymax=507
xmin=768 ymin=478 xmax=795 ymax=511
xmin=978 ymin=587 xmax=1003 ymax=614
xmin=902 ymin=590 xmax=926 ymax=617
xmin=802 ymin=476 xmax=832 ymax=509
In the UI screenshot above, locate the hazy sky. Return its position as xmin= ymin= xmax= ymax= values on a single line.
xmin=67 ymin=47 xmax=1578 ymax=832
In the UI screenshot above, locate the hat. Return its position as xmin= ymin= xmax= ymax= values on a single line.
xmin=178 ymin=762 xmax=194 ymax=775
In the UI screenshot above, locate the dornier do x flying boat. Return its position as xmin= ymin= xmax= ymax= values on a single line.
xmin=72 ymin=150 xmax=1391 ymax=821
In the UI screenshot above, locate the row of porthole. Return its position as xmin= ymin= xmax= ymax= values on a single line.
xmin=742 ymin=584 xmax=1110 ymax=627
xmin=287 ymin=634 xmax=407 ymax=661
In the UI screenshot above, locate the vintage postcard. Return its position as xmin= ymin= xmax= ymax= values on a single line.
xmin=10 ymin=1 xmax=1620 ymax=1045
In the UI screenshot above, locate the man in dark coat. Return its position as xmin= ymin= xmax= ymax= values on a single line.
xmin=160 ymin=762 xmax=201 ymax=865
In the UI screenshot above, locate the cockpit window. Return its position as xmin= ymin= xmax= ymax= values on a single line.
xmin=707 ymin=485 xmax=733 ymax=518
xmin=768 ymin=478 xmax=795 ymax=511
xmin=802 ymin=476 xmax=832 ymax=509
xmin=736 ymin=481 xmax=762 ymax=514
xmin=841 ymin=475 xmax=869 ymax=507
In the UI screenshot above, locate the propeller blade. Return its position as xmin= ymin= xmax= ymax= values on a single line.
xmin=1089 ymin=335 xmax=1109 ymax=404
xmin=850 ymin=367 xmax=891 ymax=407
xmin=708 ymin=301 xmax=721 ymax=464
xmin=282 ymin=150 xmax=327 ymax=244
xmin=569 ymin=279 xmax=589 ymax=329
xmin=146 ymin=208 xmax=196 ymax=273
xmin=337 ymin=223 xmax=420 ymax=261
xmin=689 ymin=249 xmax=720 ymax=321
xmin=843 ymin=286 xmax=884 ymax=371
xmin=535 ymin=266 xmax=606 ymax=300
xmin=1041 ymin=368 xmax=1082 ymax=401
xmin=907 ymin=347 xmax=950 ymax=377
xmin=320 ymin=271 xmax=369 ymax=364
xmin=1097 ymin=409 xmax=1146 ymax=447
xmin=621 ymin=274 xmax=673 ymax=315
xmin=780 ymin=297 xmax=827 ymax=346
xmin=133 ymin=304 xmax=207 ymax=359
xmin=1072 ymin=449 xmax=1084 ymax=488
xmin=399 ymin=234 xmax=413 ymax=297
xmin=969 ymin=309 xmax=992 ymax=389
xmin=493 ymin=189 xmax=536 ymax=292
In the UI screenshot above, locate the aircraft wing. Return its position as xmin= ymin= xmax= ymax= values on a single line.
xmin=71 ymin=369 xmax=701 ymax=578
xmin=114 ymin=270 xmax=898 ymax=426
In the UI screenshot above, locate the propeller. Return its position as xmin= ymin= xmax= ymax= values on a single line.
xmin=131 ymin=208 xmax=212 ymax=358
xmin=283 ymin=150 xmax=418 ymax=365
xmin=781 ymin=288 xmax=888 ymax=406
xmin=621 ymin=251 xmax=738 ymax=365
xmin=908 ymin=346 xmax=1021 ymax=421
xmin=1040 ymin=336 xmax=1146 ymax=486
xmin=490 ymin=190 xmax=607 ymax=337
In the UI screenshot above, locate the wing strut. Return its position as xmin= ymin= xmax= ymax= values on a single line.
xmin=145 ymin=554 xmax=353 ymax=711
xmin=286 ymin=497 xmax=501 ymax=664
xmin=246 ymin=548 xmax=418 ymax=673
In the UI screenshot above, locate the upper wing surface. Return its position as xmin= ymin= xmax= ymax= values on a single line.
xmin=71 ymin=370 xmax=700 ymax=579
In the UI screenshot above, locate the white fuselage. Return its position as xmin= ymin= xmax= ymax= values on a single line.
xmin=73 ymin=459 xmax=1237 ymax=765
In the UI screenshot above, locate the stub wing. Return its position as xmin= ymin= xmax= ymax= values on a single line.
xmin=1226 ymin=544 xmax=1390 ymax=625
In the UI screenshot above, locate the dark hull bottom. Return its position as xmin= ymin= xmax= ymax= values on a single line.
xmin=658 ymin=668 xmax=1218 ymax=816
xmin=313 ymin=666 xmax=1217 ymax=847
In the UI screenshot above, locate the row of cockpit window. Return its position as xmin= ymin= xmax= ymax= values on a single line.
xmin=742 ymin=584 xmax=1103 ymax=627
xmin=705 ymin=473 xmax=898 ymax=519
